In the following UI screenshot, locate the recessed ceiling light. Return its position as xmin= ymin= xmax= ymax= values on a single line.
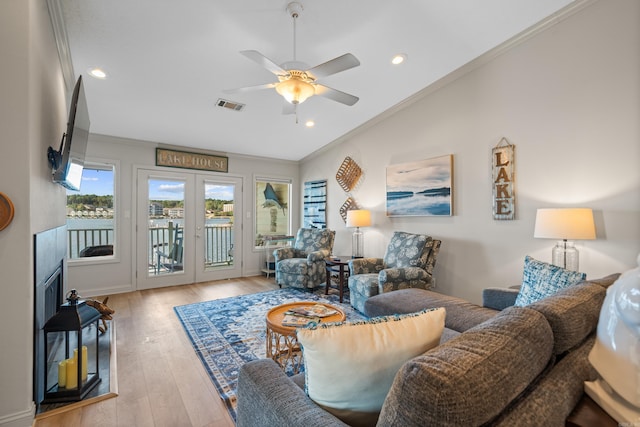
xmin=391 ymin=54 xmax=407 ymax=65
xmin=305 ymin=120 xmax=315 ymax=128
xmin=88 ymin=67 xmax=108 ymax=79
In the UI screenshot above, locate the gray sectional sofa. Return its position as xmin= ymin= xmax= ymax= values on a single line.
xmin=236 ymin=274 xmax=619 ymax=427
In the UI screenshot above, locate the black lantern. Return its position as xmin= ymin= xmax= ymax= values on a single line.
xmin=42 ymin=289 xmax=102 ymax=403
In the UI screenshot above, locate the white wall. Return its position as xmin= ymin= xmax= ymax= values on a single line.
xmin=0 ymin=1 xmax=67 ymax=426
xmin=68 ymin=134 xmax=300 ymax=297
xmin=301 ymin=0 xmax=640 ymax=304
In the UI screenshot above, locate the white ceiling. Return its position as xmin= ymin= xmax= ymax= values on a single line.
xmin=56 ymin=0 xmax=575 ymax=161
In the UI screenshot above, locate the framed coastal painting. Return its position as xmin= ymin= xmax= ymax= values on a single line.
xmin=386 ymin=154 xmax=453 ymax=217
xmin=303 ymin=180 xmax=327 ymax=229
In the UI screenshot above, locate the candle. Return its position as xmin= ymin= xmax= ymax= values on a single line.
xmin=57 ymin=360 xmax=67 ymax=388
xmin=73 ymin=346 xmax=88 ymax=381
xmin=66 ymin=357 xmax=78 ymax=389
xmin=81 ymin=346 xmax=88 ymax=381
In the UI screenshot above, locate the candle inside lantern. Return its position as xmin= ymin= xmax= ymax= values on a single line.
xmin=57 ymin=360 xmax=67 ymax=388
xmin=66 ymin=357 xmax=78 ymax=389
xmin=74 ymin=346 xmax=89 ymax=381
xmin=81 ymin=346 xmax=88 ymax=381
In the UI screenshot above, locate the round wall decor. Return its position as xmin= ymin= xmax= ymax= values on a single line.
xmin=0 ymin=192 xmax=15 ymax=231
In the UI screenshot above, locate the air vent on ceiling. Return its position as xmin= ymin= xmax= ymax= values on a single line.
xmin=216 ymin=98 xmax=245 ymax=112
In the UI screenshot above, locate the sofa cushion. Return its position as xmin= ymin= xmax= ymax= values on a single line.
xmin=377 ymin=306 xmax=554 ymax=427
xmin=364 ymin=288 xmax=498 ymax=332
xmin=296 ymin=308 xmax=445 ymax=427
xmin=492 ymin=335 xmax=597 ymax=427
xmin=383 ymin=232 xmax=430 ymax=268
xmin=527 ymin=280 xmax=606 ymax=354
xmin=514 ymin=256 xmax=586 ymax=306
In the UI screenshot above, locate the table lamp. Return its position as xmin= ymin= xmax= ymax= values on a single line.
xmin=533 ymin=208 xmax=595 ymax=271
xmin=346 ymin=209 xmax=371 ymax=258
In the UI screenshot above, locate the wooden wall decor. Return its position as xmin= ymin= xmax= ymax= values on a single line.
xmin=339 ymin=197 xmax=359 ymax=223
xmin=492 ymin=138 xmax=516 ymax=220
xmin=336 ymin=156 xmax=362 ymax=192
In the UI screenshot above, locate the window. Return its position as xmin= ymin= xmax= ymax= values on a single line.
xmin=66 ymin=162 xmax=116 ymax=259
xmin=255 ymin=178 xmax=292 ymax=247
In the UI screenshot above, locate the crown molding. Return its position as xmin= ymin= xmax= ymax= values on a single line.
xmin=47 ymin=0 xmax=75 ymax=93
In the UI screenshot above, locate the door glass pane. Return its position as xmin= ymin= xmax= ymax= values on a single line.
xmin=148 ymin=178 xmax=185 ymax=276
xmin=203 ymin=183 xmax=234 ymax=270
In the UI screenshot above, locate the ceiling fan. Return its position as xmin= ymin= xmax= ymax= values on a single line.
xmin=223 ymin=1 xmax=360 ymax=110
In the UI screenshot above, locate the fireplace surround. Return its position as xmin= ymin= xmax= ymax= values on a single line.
xmin=33 ymin=225 xmax=67 ymax=407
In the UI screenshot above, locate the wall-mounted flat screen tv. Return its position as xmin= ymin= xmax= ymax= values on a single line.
xmin=48 ymin=75 xmax=90 ymax=191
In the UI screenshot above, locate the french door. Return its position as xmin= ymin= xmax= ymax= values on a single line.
xmin=135 ymin=169 xmax=243 ymax=290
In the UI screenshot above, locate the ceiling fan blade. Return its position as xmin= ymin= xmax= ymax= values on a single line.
xmin=314 ymin=84 xmax=359 ymax=106
xmin=307 ymin=53 xmax=360 ymax=79
xmin=240 ymin=50 xmax=287 ymax=76
xmin=223 ymin=82 xmax=277 ymax=94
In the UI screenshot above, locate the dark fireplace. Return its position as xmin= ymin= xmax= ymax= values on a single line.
xmin=34 ymin=225 xmax=67 ymax=407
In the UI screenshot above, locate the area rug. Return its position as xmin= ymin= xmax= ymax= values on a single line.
xmin=174 ymin=287 xmax=365 ymax=421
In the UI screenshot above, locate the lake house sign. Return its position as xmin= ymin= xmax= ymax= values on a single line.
xmin=156 ymin=148 xmax=228 ymax=173
xmin=492 ymin=138 xmax=515 ymax=220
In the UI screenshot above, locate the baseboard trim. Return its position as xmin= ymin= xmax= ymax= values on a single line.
xmin=0 ymin=402 xmax=34 ymax=427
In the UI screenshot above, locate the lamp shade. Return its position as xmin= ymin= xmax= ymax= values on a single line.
xmin=534 ymin=208 xmax=596 ymax=240
xmin=346 ymin=210 xmax=371 ymax=228
xmin=275 ymin=77 xmax=315 ymax=104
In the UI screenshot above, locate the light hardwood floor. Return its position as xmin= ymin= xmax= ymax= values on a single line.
xmin=34 ymin=275 xmax=279 ymax=427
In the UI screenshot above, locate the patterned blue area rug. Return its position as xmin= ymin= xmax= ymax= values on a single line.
xmin=174 ymin=287 xmax=365 ymax=421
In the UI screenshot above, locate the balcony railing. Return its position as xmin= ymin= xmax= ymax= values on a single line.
xmin=68 ymin=225 xmax=234 ymax=268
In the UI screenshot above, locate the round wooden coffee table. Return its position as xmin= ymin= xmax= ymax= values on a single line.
xmin=266 ymin=301 xmax=345 ymax=374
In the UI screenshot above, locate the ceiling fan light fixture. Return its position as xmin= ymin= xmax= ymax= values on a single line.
xmin=275 ymin=77 xmax=315 ymax=104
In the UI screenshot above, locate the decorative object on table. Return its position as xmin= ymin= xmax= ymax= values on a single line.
xmin=302 ymin=180 xmax=327 ymax=229
xmin=339 ymin=197 xmax=359 ymax=223
xmin=585 ymin=254 xmax=640 ymax=424
xmin=174 ymin=288 xmax=364 ymax=421
xmin=42 ymin=289 xmax=102 ymax=403
xmin=0 ymin=192 xmax=15 ymax=231
xmin=386 ymin=154 xmax=453 ymax=216
xmin=346 ymin=209 xmax=371 ymax=258
xmin=336 ymin=156 xmax=362 ymax=192
xmin=533 ymin=208 xmax=596 ymax=271
xmin=85 ymin=297 xmax=115 ymax=334
xmin=492 ymin=137 xmax=515 ymax=220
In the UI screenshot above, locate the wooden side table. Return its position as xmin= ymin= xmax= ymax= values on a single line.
xmin=566 ymin=394 xmax=618 ymax=427
xmin=265 ymin=302 xmax=345 ymax=374
xmin=325 ymin=256 xmax=351 ymax=303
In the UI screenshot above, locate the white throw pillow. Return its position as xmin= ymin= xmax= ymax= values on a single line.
xmin=296 ymin=307 xmax=445 ymax=426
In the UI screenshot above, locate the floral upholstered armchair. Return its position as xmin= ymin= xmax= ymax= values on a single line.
xmin=274 ymin=228 xmax=336 ymax=290
xmin=347 ymin=231 xmax=441 ymax=313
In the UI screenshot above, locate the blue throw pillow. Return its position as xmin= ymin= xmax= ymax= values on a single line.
xmin=514 ymin=256 xmax=586 ymax=306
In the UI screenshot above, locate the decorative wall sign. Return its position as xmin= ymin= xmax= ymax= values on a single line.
xmin=339 ymin=197 xmax=359 ymax=223
xmin=492 ymin=138 xmax=515 ymax=220
xmin=336 ymin=156 xmax=362 ymax=192
xmin=156 ymin=148 xmax=228 ymax=173
xmin=303 ymin=180 xmax=327 ymax=229
xmin=386 ymin=155 xmax=453 ymax=216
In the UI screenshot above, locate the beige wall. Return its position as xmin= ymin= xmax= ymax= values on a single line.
xmin=0 ymin=1 xmax=67 ymax=426
xmin=301 ymin=0 xmax=640 ymax=304
xmin=68 ymin=134 xmax=300 ymax=297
